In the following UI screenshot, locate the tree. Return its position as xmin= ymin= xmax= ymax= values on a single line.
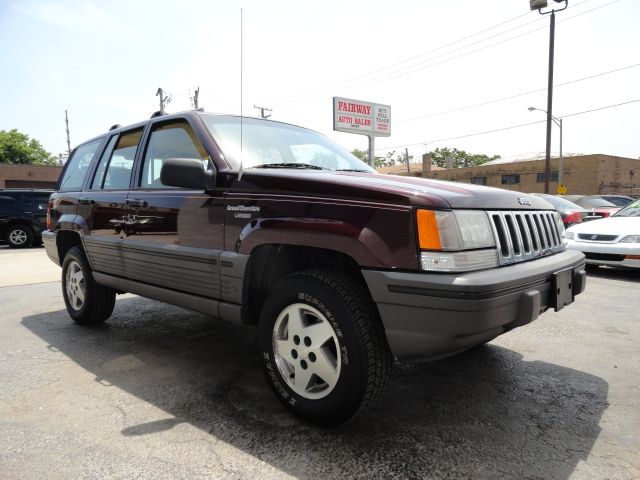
xmin=351 ymin=148 xmax=396 ymax=169
xmin=0 ymin=129 xmax=57 ymax=166
xmin=428 ymin=147 xmax=500 ymax=168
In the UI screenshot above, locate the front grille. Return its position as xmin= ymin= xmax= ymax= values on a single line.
xmin=489 ymin=211 xmax=565 ymax=265
xmin=577 ymin=233 xmax=618 ymax=241
xmin=585 ymin=252 xmax=624 ymax=261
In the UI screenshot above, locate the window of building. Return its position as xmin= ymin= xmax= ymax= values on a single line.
xmin=501 ymin=174 xmax=520 ymax=185
xmin=536 ymin=171 xmax=559 ymax=182
xmin=471 ymin=176 xmax=487 ymax=185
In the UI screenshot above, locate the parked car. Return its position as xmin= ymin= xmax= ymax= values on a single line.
xmin=590 ymin=194 xmax=635 ymax=207
xmin=0 ymin=189 xmax=53 ymax=248
xmin=530 ymin=194 xmax=598 ymax=228
xmin=564 ymin=195 xmax=620 ymax=218
xmin=43 ymin=110 xmax=586 ymax=425
xmin=565 ymin=199 xmax=640 ymax=269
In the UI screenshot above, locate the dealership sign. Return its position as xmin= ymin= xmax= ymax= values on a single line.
xmin=333 ymin=97 xmax=391 ymax=137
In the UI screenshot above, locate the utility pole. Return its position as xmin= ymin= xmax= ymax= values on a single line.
xmin=156 ymin=88 xmax=171 ymax=114
xmin=64 ymin=110 xmax=71 ymax=155
xmin=405 ymin=147 xmax=411 ymax=175
xmin=191 ymin=87 xmax=200 ymax=109
xmin=253 ymin=105 xmax=272 ymax=119
xmin=530 ymin=0 xmax=568 ymax=193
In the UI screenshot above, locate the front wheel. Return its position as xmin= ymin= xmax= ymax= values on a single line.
xmin=258 ymin=270 xmax=392 ymax=426
xmin=62 ymin=246 xmax=116 ymax=325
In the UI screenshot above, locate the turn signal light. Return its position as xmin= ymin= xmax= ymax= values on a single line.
xmin=46 ymin=200 xmax=54 ymax=230
xmin=416 ymin=210 xmax=442 ymax=250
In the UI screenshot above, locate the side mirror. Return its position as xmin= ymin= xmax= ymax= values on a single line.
xmin=160 ymin=158 xmax=215 ymax=190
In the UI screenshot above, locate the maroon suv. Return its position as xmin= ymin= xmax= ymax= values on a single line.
xmin=44 ymin=111 xmax=586 ymax=425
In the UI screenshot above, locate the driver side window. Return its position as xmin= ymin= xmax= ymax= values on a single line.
xmin=140 ymin=120 xmax=208 ymax=189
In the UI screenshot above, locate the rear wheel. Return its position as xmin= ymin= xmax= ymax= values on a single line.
xmin=62 ymin=246 xmax=116 ymax=325
xmin=258 ymin=270 xmax=391 ymax=425
xmin=5 ymin=225 xmax=33 ymax=248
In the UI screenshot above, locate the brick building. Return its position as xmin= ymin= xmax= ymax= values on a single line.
xmin=0 ymin=164 xmax=63 ymax=189
xmin=379 ymin=154 xmax=640 ymax=196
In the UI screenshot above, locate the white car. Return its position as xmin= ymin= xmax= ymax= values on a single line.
xmin=565 ymin=199 xmax=640 ymax=268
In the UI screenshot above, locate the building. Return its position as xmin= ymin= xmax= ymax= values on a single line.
xmin=379 ymin=154 xmax=640 ymax=196
xmin=0 ymin=164 xmax=63 ymax=189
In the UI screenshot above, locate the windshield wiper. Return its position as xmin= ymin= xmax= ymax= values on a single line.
xmin=250 ymin=163 xmax=328 ymax=170
xmin=335 ymin=169 xmax=372 ymax=172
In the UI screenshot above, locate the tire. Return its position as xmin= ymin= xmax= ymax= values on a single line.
xmin=5 ymin=225 xmax=33 ymax=248
xmin=258 ymin=270 xmax=392 ymax=426
xmin=61 ymin=246 xmax=116 ymax=325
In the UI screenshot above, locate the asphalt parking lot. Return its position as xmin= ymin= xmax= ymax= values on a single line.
xmin=0 ymin=246 xmax=639 ymax=479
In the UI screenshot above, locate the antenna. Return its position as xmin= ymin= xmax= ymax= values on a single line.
xmin=239 ymin=7 xmax=245 ymax=180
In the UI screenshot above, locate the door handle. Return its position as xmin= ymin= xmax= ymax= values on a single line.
xmin=126 ymin=199 xmax=148 ymax=208
xmin=78 ymin=198 xmax=95 ymax=205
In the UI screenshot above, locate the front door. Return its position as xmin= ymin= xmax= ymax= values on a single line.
xmin=123 ymin=118 xmax=225 ymax=299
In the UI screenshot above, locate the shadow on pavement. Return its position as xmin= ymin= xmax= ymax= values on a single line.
xmin=585 ymin=264 xmax=640 ymax=283
xmin=23 ymin=297 xmax=609 ymax=479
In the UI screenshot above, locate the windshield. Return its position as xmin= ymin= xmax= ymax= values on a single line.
xmin=199 ymin=114 xmax=374 ymax=172
xmin=535 ymin=194 xmax=582 ymax=210
xmin=613 ymin=199 xmax=640 ymax=217
xmin=578 ymin=197 xmax=617 ymax=208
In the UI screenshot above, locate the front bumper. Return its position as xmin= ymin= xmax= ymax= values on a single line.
xmin=567 ymin=240 xmax=640 ymax=268
xmin=363 ymin=250 xmax=586 ymax=362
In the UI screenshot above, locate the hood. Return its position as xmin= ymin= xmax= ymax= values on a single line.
xmin=566 ymin=216 xmax=640 ymax=236
xmin=228 ymin=170 xmax=553 ymax=210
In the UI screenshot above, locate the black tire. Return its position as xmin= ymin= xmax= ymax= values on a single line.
xmin=5 ymin=224 xmax=33 ymax=248
xmin=258 ymin=270 xmax=392 ymax=426
xmin=61 ymin=246 xmax=116 ymax=325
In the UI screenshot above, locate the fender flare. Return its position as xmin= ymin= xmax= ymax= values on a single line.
xmin=236 ymin=216 xmax=394 ymax=268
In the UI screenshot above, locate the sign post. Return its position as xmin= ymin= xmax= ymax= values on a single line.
xmin=333 ymin=97 xmax=391 ymax=166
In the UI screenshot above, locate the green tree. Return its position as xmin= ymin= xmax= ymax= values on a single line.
xmin=0 ymin=129 xmax=57 ymax=165
xmin=428 ymin=147 xmax=500 ymax=168
xmin=351 ymin=148 xmax=396 ymax=169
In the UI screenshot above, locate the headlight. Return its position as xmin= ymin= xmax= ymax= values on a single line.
xmin=416 ymin=209 xmax=497 ymax=272
xmin=619 ymin=235 xmax=640 ymax=243
xmin=417 ymin=210 xmax=495 ymax=251
xmin=564 ymin=231 xmax=575 ymax=240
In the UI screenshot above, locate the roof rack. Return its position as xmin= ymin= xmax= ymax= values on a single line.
xmin=150 ymin=111 xmax=165 ymax=119
xmin=109 ymin=124 xmax=121 ymax=131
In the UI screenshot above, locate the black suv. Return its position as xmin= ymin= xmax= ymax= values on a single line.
xmin=0 ymin=189 xmax=53 ymax=248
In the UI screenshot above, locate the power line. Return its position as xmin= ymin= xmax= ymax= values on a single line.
xmin=376 ymin=99 xmax=640 ymax=151
xmin=275 ymin=9 xmax=536 ymax=103
xmin=395 ymin=62 xmax=640 ymax=124
xmin=277 ymin=0 xmax=619 ymax=105
xmin=321 ymin=0 xmax=622 ymax=97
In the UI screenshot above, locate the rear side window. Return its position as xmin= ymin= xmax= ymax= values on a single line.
xmin=95 ymin=129 xmax=143 ymax=190
xmin=0 ymin=194 xmax=19 ymax=210
xmin=140 ymin=121 xmax=208 ymax=188
xmin=59 ymin=139 xmax=103 ymax=192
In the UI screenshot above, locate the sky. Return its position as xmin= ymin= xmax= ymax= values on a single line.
xmin=0 ymin=0 xmax=638 ymax=163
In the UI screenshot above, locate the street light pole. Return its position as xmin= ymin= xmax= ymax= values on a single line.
xmin=528 ymin=107 xmax=563 ymax=190
xmin=544 ymin=9 xmax=556 ymax=194
xmin=529 ymin=0 xmax=568 ymax=193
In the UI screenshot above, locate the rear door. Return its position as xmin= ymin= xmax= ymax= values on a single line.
xmin=81 ymin=128 xmax=144 ymax=276
xmin=21 ymin=192 xmax=51 ymax=235
xmin=0 ymin=192 xmax=20 ymax=235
